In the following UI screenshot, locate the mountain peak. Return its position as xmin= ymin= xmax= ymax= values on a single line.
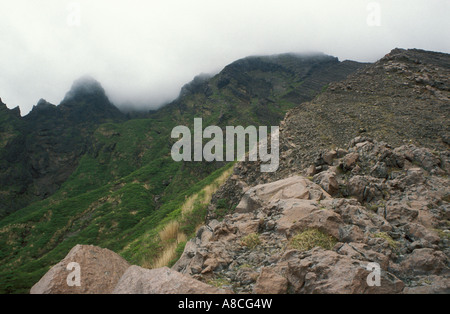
xmin=58 ymin=76 xmax=125 ymax=124
xmin=35 ymin=98 xmax=56 ymax=110
xmin=0 ymin=97 xmax=21 ymax=117
xmin=62 ymin=75 xmax=107 ymax=104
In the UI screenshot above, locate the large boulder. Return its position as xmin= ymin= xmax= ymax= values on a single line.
xmin=399 ymin=248 xmax=448 ymax=277
xmin=281 ymin=248 xmax=405 ymax=294
xmin=403 ymin=276 xmax=450 ymax=294
xmin=113 ymin=266 xmax=229 ymax=294
xmin=235 ymin=175 xmax=330 ymax=213
xmin=313 ymin=170 xmax=339 ymax=195
xmin=253 ymin=267 xmax=288 ymax=294
xmin=30 ymin=245 xmax=130 ymax=294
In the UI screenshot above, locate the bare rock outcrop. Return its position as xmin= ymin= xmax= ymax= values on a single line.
xmin=173 ymin=175 xmax=406 ymax=293
xmin=277 ymin=248 xmax=404 ymax=294
xmin=30 ymin=245 xmax=130 ymax=294
xmin=113 ymin=266 xmax=229 ymax=294
xmin=177 ymin=136 xmax=449 ymax=294
xmin=31 ymin=245 xmax=230 ymax=294
xmin=197 ymin=49 xmax=449 ymax=294
xmin=253 ymin=267 xmax=288 ymax=294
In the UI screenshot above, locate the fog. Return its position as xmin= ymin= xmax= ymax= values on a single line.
xmin=0 ymin=0 xmax=449 ymax=115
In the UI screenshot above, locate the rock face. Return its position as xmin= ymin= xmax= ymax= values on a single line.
xmin=31 ymin=245 xmax=229 ymax=294
xmin=175 ymin=174 xmax=403 ymax=293
xmin=280 ymin=248 xmax=405 ymax=294
xmin=30 ymin=245 xmax=130 ymax=294
xmin=253 ymin=267 xmax=288 ymax=294
xmin=113 ymin=266 xmax=229 ymax=294
xmin=179 ymin=135 xmax=449 ymax=294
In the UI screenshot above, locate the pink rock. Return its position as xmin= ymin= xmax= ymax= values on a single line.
xmin=113 ymin=266 xmax=229 ymax=294
xmin=30 ymin=245 xmax=130 ymax=294
xmin=253 ymin=267 xmax=288 ymax=294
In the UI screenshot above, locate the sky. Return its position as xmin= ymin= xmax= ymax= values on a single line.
xmin=0 ymin=0 xmax=449 ymax=115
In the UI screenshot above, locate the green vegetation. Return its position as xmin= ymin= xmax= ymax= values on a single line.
xmin=213 ymin=198 xmax=233 ymax=219
xmin=0 ymin=112 xmax=233 ymax=293
xmin=0 ymin=160 xmax=233 ymax=293
xmin=433 ymin=228 xmax=450 ymax=240
xmin=207 ymin=276 xmax=232 ymax=288
xmin=442 ymin=194 xmax=450 ymax=203
xmin=240 ymin=233 xmax=261 ymax=249
xmin=365 ymin=201 xmax=385 ymax=213
xmin=289 ymin=229 xmax=337 ymax=252
xmin=372 ymin=232 xmax=398 ymax=249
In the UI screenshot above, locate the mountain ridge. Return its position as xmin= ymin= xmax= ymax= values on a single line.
xmin=0 ymin=78 xmax=127 ymax=218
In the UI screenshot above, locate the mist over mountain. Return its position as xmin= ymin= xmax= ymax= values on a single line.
xmin=1 ymin=1 xmax=449 ymax=116
xmin=62 ymin=75 xmax=107 ymax=103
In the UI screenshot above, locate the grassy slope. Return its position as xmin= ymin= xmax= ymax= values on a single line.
xmin=0 ymin=118 xmax=233 ymax=293
xmin=0 ymin=106 xmax=237 ymax=293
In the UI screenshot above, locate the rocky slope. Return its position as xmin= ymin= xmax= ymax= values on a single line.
xmin=213 ymin=48 xmax=449 ymax=195
xmin=194 ymin=48 xmax=450 ymax=293
xmin=33 ymin=137 xmax=449 ymax=294
xmin=175 ymin=137 xmax=449 ymax=293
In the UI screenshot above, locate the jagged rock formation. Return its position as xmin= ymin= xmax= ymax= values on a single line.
xmin=176 ymin=138 xmax=449 ymax=293
xmin=0 ymin=99 xmax=28 ymax=212
xmin=0 ymin=77 xmax=126 ymax=217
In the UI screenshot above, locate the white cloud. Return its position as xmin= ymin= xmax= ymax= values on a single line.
xmin=0 ymin=0 xmax=449 ymax=115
